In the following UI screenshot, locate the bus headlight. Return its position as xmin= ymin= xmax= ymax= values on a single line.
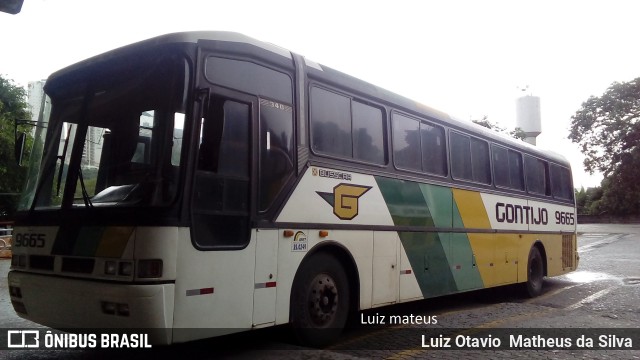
xmin=118 ymin=261 xmax=133 ymax=276
xmin=104 ymin=261 xmax=117 ymax=275
xmin=137 ymin=259 xmax=163 ymax=278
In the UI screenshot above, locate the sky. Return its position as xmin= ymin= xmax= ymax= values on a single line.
xmin=2 ymin=0 xmax=639 ymax=188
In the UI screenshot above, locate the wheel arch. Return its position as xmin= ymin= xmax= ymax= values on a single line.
xmin=291 ymin=241 xmax=361 ymax=316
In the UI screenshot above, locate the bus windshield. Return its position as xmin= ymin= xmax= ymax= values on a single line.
xmin=22 ymin=51 xmax=189 ymax=211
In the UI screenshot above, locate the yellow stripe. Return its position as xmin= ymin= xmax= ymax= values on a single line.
xmin=95 ymin=226 xmax=133 ymax=258
xmin=452 ymin=189 xmax=491 ymax=229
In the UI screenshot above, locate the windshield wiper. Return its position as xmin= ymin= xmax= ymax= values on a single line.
xmin=77 ymin=167 xmax=93 ymax=208
xmin=55 ymin=124 xmax=73 ymax=196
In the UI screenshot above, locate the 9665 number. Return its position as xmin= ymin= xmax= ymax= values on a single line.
xmin=555 ymin=211 xmax=575 ymax=225
xmin=14 ymin=233 xmax=45 ymax=248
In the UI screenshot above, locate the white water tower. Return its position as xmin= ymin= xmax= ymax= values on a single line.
xmin=516 ymin=94 xmax=541 ymax=145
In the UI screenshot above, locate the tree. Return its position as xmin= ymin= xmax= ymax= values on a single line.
xmin=570 ymin=77 xmax=640 ymax=216
xmin=596 ymin=146 xmax=640 ymax=215
xmin=569 ymin=77 xmax=640 ymax=176
xmin=0 ymin=75 xmax=30 ymax=218
xmin=473 ymin=116 xmax=527 ymax=141
xmin=575 ymin=186 xmax=604 ymax=215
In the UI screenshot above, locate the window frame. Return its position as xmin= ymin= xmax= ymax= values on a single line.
xmin=491 ymin=144 xmax=525 ymax=192
xmin=550 ymin=163 xmax=574 ymax=201
xmin=391 ymin=111 xmax=448 ymax=177
xmin=309 ymin=84 xmax=388 ymax=167
xmin=524 ymin=154 xmax=551 ymax=197
xmin=449 ymin=130 xmax=492 ymax=185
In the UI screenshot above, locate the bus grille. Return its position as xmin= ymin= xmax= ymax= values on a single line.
xmin=61 ymin=257 xmax=95 ymax=274
xmin=562 ymin=235 xmax=574 ymax=269
xmin=29 ymin=255 xmax=55 ymax=271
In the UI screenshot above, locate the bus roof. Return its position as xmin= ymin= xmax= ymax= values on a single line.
xmin=47 ymin=31 xmax=570 ymax=167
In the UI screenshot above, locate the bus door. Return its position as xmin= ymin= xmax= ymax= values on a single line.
xmin=181 ymin=90 xmax=255 ymax=333
xmin=191 ymin=91 xmax=253 ymax=250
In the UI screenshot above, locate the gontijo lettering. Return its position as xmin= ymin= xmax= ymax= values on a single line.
xmin=495 ymin=202 xmax=549 ymax=225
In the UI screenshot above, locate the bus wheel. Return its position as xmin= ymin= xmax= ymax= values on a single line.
xmin=290 ymin=252 xmax=350 ymax=347
xmin=523 ymin=246 xmax=544 ymax=297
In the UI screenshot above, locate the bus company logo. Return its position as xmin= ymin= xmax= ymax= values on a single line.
xmin=312 ymin=167 xmax=352 ymax=181
xmin=316 ymin=183 xmax=372 ymax=220
xmin=7 ymin=330 xmax=40 ymax=348
xmin=291 ymin=231 xmax=308 ymax=252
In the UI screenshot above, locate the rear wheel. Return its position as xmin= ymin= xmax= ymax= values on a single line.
xmin=523 ymin=246 xmax=544 ymax=297
xmin=290 ymin=252 xmax=350 ymax=347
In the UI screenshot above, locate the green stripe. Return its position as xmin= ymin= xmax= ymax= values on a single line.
xmin=376 ymin=176 xmax=484 ymax=296
xmin=376 ymin=177 xmax=434 ymax=227
xmin=73 ymin=227 xmax=104 ymax=256
xmin=399 ymin=231 xmax=457 ymax=297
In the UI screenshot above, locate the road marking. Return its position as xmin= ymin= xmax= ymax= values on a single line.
xmin=524 ymin=283 xmax=582 ymax=304
xmin=564 ymin=287 xmax=614 ymax=310
xmin=578 ymin=234 xmax=627 ymax=253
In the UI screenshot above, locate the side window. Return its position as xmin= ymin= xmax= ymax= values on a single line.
xmin=525 ymin=155 xmax=549 ymax=195
xmin=310 ymin=86 xmax=386 ymax=164
xmin=450 ymin=132 xmax=472 ymax=180
xmin=259 ymin=98 xmax=294 ymax=211
xmin=470 ymin=138 xmax=491 ymax=184
xmin=450 ymin=132 xmax=490 ymax=184
xmin=392 ymin=113 xmax=447 ymax=175
xmin=205 ymin=57 xmax=292 ymax=104
xmin=550 ymin=164 xmax=573 ymax=201
xmin=492 ymin=145 xmax=524 ymax=190
xmin=493 ymin=145 xmax=509 ymax=187
xmin=310 ymin=87 xmax=351 ymax=158
xmin=420 ymin=121 xmax=447 ymax=176
xmin=392 ymin=114 xmax=421 ymax=171
xmin=508 ymin=150 xmax=525 ymax=190
xmin=352 ymin=101 xmax=385 ymax=164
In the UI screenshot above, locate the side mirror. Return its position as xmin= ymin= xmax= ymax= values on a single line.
xmin=15 ymin=132 xmax=26 ymax=166
xmin=0 ymin=0 xmax=24 ymax=14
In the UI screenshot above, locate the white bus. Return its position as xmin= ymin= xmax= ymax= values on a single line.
xmin=9 ymin=32 xmax=578 ymax=347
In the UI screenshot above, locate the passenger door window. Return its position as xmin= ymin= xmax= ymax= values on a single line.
xmin=192 ymin=94 xmax=252 ymax=249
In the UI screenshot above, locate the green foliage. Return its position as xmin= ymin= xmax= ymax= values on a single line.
xmin=569 ymin=77 xmax=640 ymax=176
xmin=575 ymin=186 xmax=604 ymax=215
xmin=596 ymin=146 xmax=640 ymax=215
xmin=472 ymin=116 xmax=527 ymax=141
xmin=570 ymin=77 xmax=640 ymax=216
xmin=0 ymin=75 xmax=31 ymax=218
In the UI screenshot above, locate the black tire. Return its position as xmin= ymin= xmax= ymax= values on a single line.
xmin=523 ymin=246 xmax=544 ymax=297
xmin=290 ymin=252 xmax=350 ymax=347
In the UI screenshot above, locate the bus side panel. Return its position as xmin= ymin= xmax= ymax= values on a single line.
xmin=172 ymin=228 xmax=257 ymax=342
xmin=399 ymin=233 xmax=424 ymax=302
xmin=372 ymin=231 xmax=399 ymax=307
xmin=253 ymin=229 xmax=279 ymax=327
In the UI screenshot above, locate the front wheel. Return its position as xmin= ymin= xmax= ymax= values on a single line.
xmin=523 ymin=246 xmax=544 ymax=297
xmin=290 ymin=252 xmax=350 ymax=347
